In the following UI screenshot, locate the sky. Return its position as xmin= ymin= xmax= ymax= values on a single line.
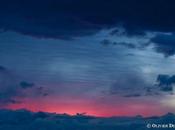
xmin=1 ymin=0 xmax=175 ymax=117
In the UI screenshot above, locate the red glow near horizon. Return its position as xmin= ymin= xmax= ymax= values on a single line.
xmin=4 ymin=97 xmax=169 ymax=117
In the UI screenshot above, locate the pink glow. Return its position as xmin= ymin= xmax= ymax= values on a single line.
xmin=4 ymin=96 xmax=168 ymax=117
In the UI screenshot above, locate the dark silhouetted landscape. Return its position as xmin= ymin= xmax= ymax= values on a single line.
xmin=0 ymin=109 xmax=175 ymax=130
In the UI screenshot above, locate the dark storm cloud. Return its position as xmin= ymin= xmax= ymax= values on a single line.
xmin=20 ymin=81 xmax=34 ymax=89
xmin=109 ymin=28 xmax=146 ymax=37
xmin=114 ymin=42 xmax=136 ymax=49
xmin=156 ymin=74 xmax=175 ymax=92
xmin=100 ymin=39 xmax=149 ymax=50
xmin=151 ymin=34 xmax=175 ymax=57
xmin=100 ymin=39 xmax=112 ymax=46
xmin=123 ymin=94 xmax=141 ymax=98
xmin=0 ymin=0 xmax=175 ymax=39
xmin=100 ymin=39 xmax=137 ymax=49
xmin=0 ymin=66 xmax=6 ymax=71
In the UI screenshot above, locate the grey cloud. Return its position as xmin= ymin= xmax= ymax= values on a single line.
xmin=124 ymin=94 xmax=141 ymax=98
xmin=113 ymin=42 xmax=137 ymax=49
xmin=0 ymin=65 xmax=49 ymax=106
xmin=110 ymin=73 xmax=149 ymax=97
xmin=156 ymin=74 xmax=175 ymax=92
xmin=100 ymin=39 xmax=112 ymax=46
xmin=100 ymin=39 xmax=137 ymax=48
xmin=20 ymin=81 xmax=34 ymax=89
xmin=110 ymin=73 xmax=175 ymax=97
xmin=109 ymin=28 xmax=146 ymax=37
xmin=0 ymin=66 xmax=6 ymax=71
xmin=151 ymin=34 xmax=175 ymax=57
xmin=100 ymin=39 xmax=148 ymax=50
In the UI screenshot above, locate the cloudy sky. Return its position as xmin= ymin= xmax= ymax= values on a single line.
xmin=0 ymin=0 xmax=175 ymax=117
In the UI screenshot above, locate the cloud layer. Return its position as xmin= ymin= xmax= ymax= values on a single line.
xmin=0 ymin=0 xmax=175 ymax=39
